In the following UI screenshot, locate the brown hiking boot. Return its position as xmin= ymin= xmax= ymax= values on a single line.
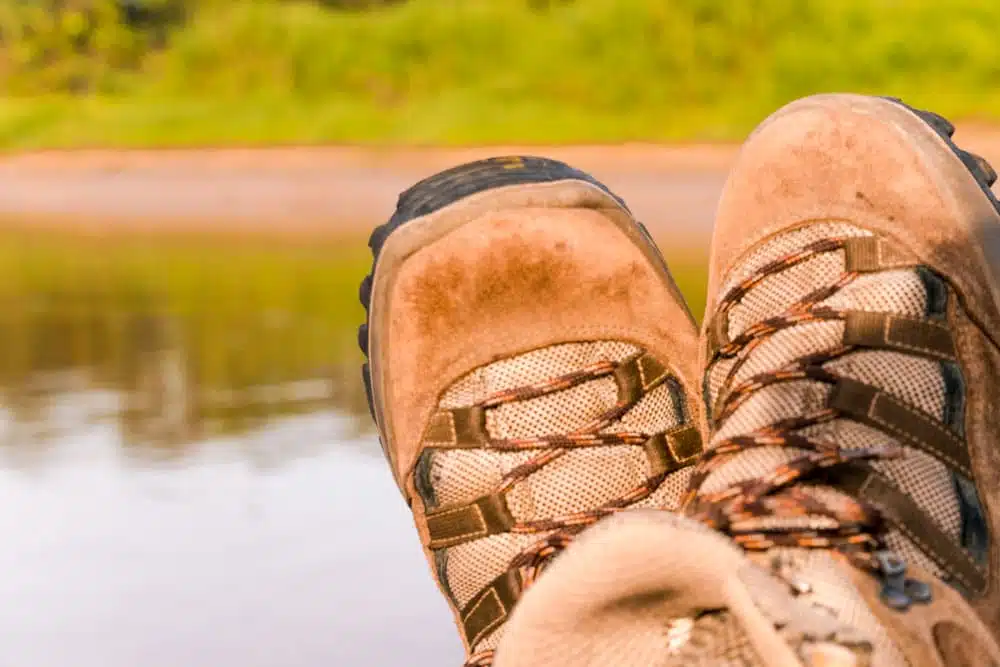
xmin=358 ymin=156 xmax=705 ymax=665
xmin=493 ymin=97 xmax=1000 ymax=666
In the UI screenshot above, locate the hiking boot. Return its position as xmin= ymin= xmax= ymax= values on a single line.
xmin=694 ymin=94 xmax=1000 ymax=664
xmin=358 ymin=156 xmax=706 ymax=665
xmin=493 ymin=96 xmax=1000 ymax=666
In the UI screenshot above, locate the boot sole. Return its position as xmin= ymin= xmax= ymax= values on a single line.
xmin=357 ymin=156 xmax=675 ymax=466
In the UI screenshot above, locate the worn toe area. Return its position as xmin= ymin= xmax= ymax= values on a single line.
xmin=379 ymin=206 xmax=698 ymax=487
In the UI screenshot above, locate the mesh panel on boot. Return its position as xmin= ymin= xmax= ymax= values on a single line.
xmin=604 ymin=381 xmax=684 ymax=434
xmin=719 ymin=223 xmax=872 ymax=298
xmin=825 ymin=351 xmax=945 ymax=417
xmin=729 ymin=321 xmax=844 ymax=389
xmin=706 ymin=224 xmax=963 ymax=548
xmin=426 ymin=449 xmax=537 ymax=509
xmin=713 ymin=381 xmax=830 ymax=443
xmin=446 ymin=533 xmax=548 ymax=607
xmin=822 ymin=271 xmax=928 ymax=315
xmin=797 ymin=420 xmax=961 ymax=541
xmin=488 ymin=377 xmax=620 ymax=439
xmin=477 ymin=626 xmax=505 ymax=653
xmin=700 ymin=222 xmax=973 ymax=663
xmin=728 ymin=252 xmax=845 ymax=340
xmin=708 ymin=356 xmax=739 ymax=411
xmin=440 ymin=341 xmax=640 ymax=409
xmin=420 ymin=340 xmax=698 ymax=657
xmin=700 ymin=444 xmax=806 ymax=496
xmin=507 ymin=447 xmax=649 ymax=520
xmin=635 ymin=467 xmax=696 ymax=511
xmin=873 ymin=450 xmax=961 ymax=542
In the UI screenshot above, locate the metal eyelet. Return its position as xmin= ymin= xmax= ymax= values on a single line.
xmin=874 ymin=550 xmax=933 ymax=610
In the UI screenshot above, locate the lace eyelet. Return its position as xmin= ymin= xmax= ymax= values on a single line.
xmin=874 ymin=550 xmax=933 ymax=610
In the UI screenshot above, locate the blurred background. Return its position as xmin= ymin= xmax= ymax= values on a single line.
xmin=1 ymin=0 xmax=999 ymax=665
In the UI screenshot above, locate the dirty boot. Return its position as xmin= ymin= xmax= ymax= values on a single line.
xmin=358 ymin=156 xmax=705 ymax=665
xmin=495 ymin=97 xmax=1000 ymax=666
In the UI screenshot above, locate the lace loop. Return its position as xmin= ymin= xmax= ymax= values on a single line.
xmin=687 ymin=236 xmax=898 ymax=562
xmin=455 ymin=351 xmax=696 ymax=666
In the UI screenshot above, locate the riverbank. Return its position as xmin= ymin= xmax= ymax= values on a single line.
xmin=4 ymin=128 xmax=1000 ymax=329
xmin=5 ymin=128 xmax=1000 ymax=240
xmin=0 ymin=143 xmax=737 ymax=244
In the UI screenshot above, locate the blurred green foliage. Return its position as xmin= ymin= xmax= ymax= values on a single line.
xmin=0 ymin=0 xmax=400 ymax=92
xmin=3 ymin=0 xmax=1000 ymax=146
xmin=0 ymin=0 xmax=169 ymax=93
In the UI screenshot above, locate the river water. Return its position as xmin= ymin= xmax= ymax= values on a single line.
xmin=0 ymin=233 xmax=465 ymax=666
xmin=0 ymin=400 xmax=463 ymax=666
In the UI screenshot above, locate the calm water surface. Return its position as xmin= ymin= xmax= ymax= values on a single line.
xmin=1 ymin=402 xmax=463 ymax=667
xmin=0 ymin=234 xmax=463 ymax=667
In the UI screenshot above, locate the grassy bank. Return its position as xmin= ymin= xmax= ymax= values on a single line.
xmin=3 ymin=0 xmax=1000 ymax=149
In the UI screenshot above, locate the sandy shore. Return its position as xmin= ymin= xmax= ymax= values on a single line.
xmin=3 ymin=125 xmax=999 ymax=243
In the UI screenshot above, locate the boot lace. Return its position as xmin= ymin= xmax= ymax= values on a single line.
xmin=682 ymin=238 xmax=898 ymax=572
xmin=459 ymin=353 xmax=688 ymax=666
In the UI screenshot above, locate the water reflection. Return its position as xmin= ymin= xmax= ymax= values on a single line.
xmin=0 ymin=354 xmax=371 ymax=463
xmin=0 ymin=231 xmax=374 ymax=459
xmin=0 ymin=411 xmax=462 ymax=666
xmin=0 ymin=232 xmax=462 ymax=666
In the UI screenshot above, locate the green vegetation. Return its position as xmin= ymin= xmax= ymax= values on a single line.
xmin=3 ymin=0 xmax=1000 ymax=148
